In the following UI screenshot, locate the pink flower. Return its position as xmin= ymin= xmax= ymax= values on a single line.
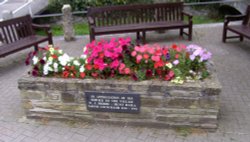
xmin=143 ymin=54 xmax=149 ymax=60
xmin=110 ymin=60 xmax=119 ymax=69
xmin=131 ymin=51 xmax=137 ymax=57
xmin=124 ymin=68 xmax=130 ymax=74
xmin=151 ymin=55 xmax=160 ymax=62
xmin=119 ymin=63 xmax=125 ymax=70
xmin=136 ymin=55 xmax=142 ymax=63
xmin=147 ymin=47 xmax=155 ymax=54
xmin=104 ymin=50 xmax=113 ymax=58
xmin=139 ymin=47 xmax=146 ymax=53
xmin=135 ymin=46 xmax=140 ymax=52
xmin=119 ymin=37 xmax=131 ymax=46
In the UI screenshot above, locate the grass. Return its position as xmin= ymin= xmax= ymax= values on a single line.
xmin=36 ymin=23 xmax=89 ymax=36
xmin=36 ymin=16 xmax=223 ymax=36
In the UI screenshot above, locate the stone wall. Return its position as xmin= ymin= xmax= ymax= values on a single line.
xmin=18 ymin=73 xmax=221 ymax=130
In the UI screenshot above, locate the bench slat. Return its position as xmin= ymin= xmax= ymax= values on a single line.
xmin=88 ymin=2 xmax=192 ymax=42
xmin=228 ymin=25 xmax=250 ymax=39
xmin=0 ymin=35 xmax=49 ymax=57
xmin=95 ymin=21 xmax=189 ymax=34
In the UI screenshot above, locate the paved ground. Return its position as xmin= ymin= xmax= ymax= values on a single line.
xmin=1 ymin=24 xmax=250 ymax=142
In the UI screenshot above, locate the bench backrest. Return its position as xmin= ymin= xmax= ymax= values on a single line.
xmin=243 ymin=5 xmax=250 ymax=26
xmin=0 ymin=15 xmax=34 ymax=44
xmin=87 ymin=2 xmax=184 ymax=27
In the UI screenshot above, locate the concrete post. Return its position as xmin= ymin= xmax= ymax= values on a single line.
xmin=2 ymin=10 xmax=13 ymax=20
xmin=62 ymin=4 xmax=75 ymax=41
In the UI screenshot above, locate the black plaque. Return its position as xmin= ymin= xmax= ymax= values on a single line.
xmin=85 ymin=91 xmax=140 ymax=113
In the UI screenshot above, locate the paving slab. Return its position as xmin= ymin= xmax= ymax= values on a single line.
xmin=1 ymin=23 xmax=250 ymax=142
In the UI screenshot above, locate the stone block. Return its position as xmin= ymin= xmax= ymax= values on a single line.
xmin=164 ymin=97 xmax=199 ymax=108
xmin=156 ymin=114 xmax=189 ymax=122
xmin=110 ymin=107 xmax=153 ymax=119
xmin=21 ymin=90 xmax=45 ymax=100
xmin=61 ymin=91 xmax=76 ymax=103
xmin=45 ymin=91 xmax=61 ymax=102
xmin=141 ymin=96 xmax=162 ymax=107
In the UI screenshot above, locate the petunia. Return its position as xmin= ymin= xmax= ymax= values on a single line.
xmin=32 ymin=56 xmax=39 ymax=65
xmin=173 ymin=60 xmax=179 ymax=65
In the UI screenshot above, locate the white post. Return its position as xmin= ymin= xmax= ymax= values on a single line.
xmin=62 ymin=4 xmax=75 ymax=41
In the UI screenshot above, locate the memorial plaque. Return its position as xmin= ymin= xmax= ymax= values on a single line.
xmin=85 ymin=91 xmax=140 ymax=113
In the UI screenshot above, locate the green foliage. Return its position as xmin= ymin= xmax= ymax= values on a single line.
xmin=47 ymin=0 xmax=153 ymax=13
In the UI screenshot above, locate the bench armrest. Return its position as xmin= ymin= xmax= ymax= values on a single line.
xmin=182 ymin=11 xmax=193 ymax=25
xmin=182 ymin=11 xmax=193 ymax=19
xmin=225 ymin=15 xmax=246 ymax=22
xmin=32 ymin=24 xmax=51 ymax=30
xmin=32 ymin=23 xmax=52 ymax=36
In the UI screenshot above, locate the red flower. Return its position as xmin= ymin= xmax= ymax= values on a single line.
xmin=146 ymin=70 xmax=153 ymax=78
xmin=131 ymin=74 xmax=138 ymax=81
xmin=62 ymin=71 xmax=70 ymax=78
xmin=32 ymin=70 xmax=39 ymax=76
xmin=143 ymin=54 xmax=149 ymax=60
xmin=175 ymin=54 xmax=179 ymax=59
xmin=94 ymin=64 xmax=99 ymax=70
xmin=156 ymin=69 xmax=162 ymax=76
xmin=91 ymin=72 xmax=98 ymax=78
xmin=85 ymin=64 xmax=92 ymax=70
xmin=99 ymin=52 xmax=104 ymax=58
xmin=165 ymin=70 xmax=175 ymax=81
xmin=162 ymin=48 xmax=168 ymax=55
xmin=52 ymin=54 xmax=58 ymax=59
xmin=154 ymin=60 xmax=164 ymax=69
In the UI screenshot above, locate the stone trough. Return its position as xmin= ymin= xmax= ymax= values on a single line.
xmin=18 ymin=67 xmax=221 ymax=131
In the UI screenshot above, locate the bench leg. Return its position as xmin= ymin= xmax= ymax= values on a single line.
xmin=240 ymin=35 xmax=244 ymax=42
xmin=90 ymin=34 xmax=95 ymax=42
xmin=180 ymin=28 xmax=183 ymax=36
xmin=188 ymin=26 xmax=192 ymax=41
xmin=222 ymin=27 xmax=227 ymax=43
xmin=142 ymin=31 xmax=146 ymax=44
xmin=34 ymin=45 xmax=38 ymax=52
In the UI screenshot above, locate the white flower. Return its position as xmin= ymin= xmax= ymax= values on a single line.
xmin=165 ymin=63 xmax=173 ymax=69
xmin=53 ymin=63 xmax=58 ymax=72
xmin=48 ymin=57 xmax=53 ymax=62
xmin=58 ymin=50 xmax=63 ymax=54
xmin=43 ymin=63 xmax=49 ymax=75
xmin=43 ymin=57 xmax=47 ymax=61
xmin=83 ymin=46 xmax=87 ymax=53
xmin=85 ymin=59 xmax=88 ymax=64
xmin=58 ymin=53 xmax=70 ymax=66
xmin=79 ymin=66 xmax=85 ymax=72
xmin=32 ymin=56 xmax=39 ymax=65
xmin=81 ymin=54 xmax=87 ymax=59
xmin=49 ymin=47 xmax=54 ymax=54
xmin=73 ymin=60 xmax=80 ymax=66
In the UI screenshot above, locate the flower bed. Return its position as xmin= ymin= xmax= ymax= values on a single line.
xmin=19 ymin=38 xmax=221 ymax=130
xmin=25 ymin=37 xmax=212 ymax=84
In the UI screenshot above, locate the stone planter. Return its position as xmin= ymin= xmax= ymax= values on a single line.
xmin=18 ymin=69 xmax=221 ymax=130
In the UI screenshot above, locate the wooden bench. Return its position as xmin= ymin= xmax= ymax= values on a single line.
xmin=87 ymin=2 xmax=193 ymax=43
xmin=222 ymin=5 xmax=250 ymax=42
xmin=0 ymin=15 xmax=53 ymax=58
